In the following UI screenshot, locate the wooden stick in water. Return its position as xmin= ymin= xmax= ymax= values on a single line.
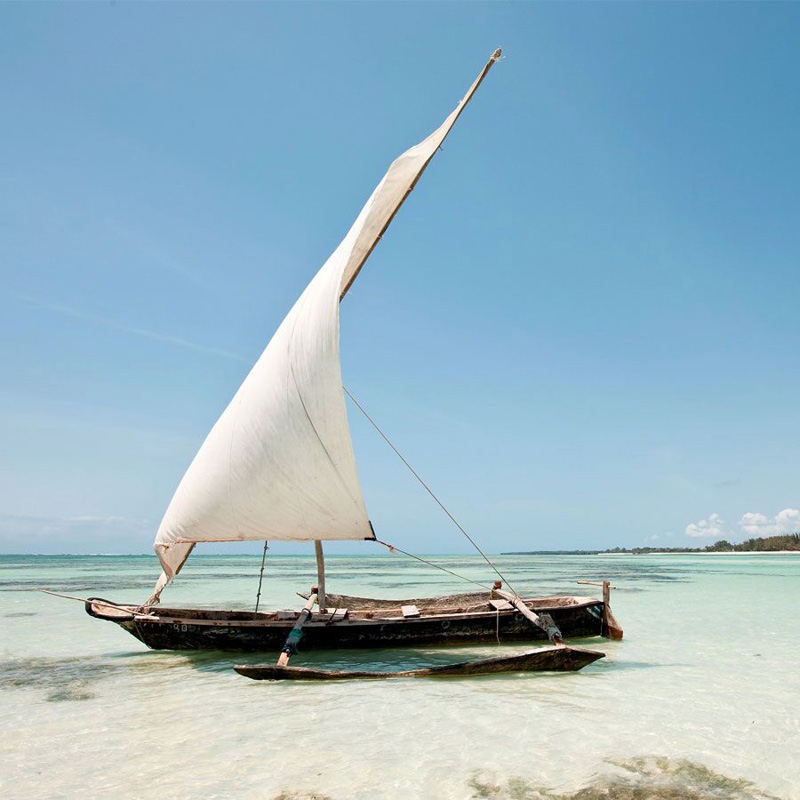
xmin=601 ymin=581 xmax=623 ymax=640
xmin=577 ymin=580 xmax=623 ymax=639
xmin=276 ymin=592 xmax=318 ymax=668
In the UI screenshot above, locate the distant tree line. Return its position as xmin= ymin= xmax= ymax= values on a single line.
xmin=703 ymin=533 xmax=800 ymax=552
xmin=503 ymin=533 xmax=800 ymax=556
xmin=601 ymin=533 xmax=800 ymax=555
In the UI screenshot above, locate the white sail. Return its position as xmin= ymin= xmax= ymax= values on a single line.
xmin=149 ymin=50 xmax=502 ymax=602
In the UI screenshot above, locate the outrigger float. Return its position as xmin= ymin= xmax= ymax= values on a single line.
xmin=78 ymin=49 xmax=623 ymax=680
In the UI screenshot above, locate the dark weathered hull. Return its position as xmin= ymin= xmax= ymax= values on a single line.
xmin=86 ymin=592 xmax=617 ymax=653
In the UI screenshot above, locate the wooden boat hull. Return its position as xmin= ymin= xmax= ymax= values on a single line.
xmin=85 ymin=592 xmax=618 ymax=653
xmin=234 ymin=645 xmax=605 ymax=680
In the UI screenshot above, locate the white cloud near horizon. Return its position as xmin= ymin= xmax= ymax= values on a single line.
xmin=685 ymin=512 xmax=730 ymax=539
xmin=685 ymin=508 xmax=800 ymax=539
xmin=739 ymin=508 xmax=800 ymax=537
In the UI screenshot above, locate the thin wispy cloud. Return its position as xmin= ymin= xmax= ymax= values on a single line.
xmin=106 ymin=220 xmax=212 ymax=293
xmin=0 ymin=513 xmax=153 ymax=553
xmin=10 ymin=292 xmax=250 ymax=364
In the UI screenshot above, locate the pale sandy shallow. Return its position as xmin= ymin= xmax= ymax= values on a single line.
xmin=2 ymin=553 xmax=799 ymax=799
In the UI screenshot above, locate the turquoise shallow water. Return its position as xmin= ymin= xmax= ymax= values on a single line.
xmin=1 ymin=552 xmax=799 ymax=799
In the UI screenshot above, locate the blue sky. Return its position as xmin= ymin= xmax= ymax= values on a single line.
xmin=1 ymin=2 xmax=798 ymax=556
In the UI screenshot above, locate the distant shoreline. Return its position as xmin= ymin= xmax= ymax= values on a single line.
xmin=505 ymin=533 xmax=800 ymax=556
xmin=501 ymin=550 xmax=800 ymax=556
xmin=631 ymin=550 xmax=800 ymax=556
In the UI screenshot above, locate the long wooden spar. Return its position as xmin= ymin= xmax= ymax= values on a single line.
xmin=337 ymin=48 xmax=502 ymax=303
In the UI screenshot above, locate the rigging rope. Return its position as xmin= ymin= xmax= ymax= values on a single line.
xmin=344 ymin=386 xmax=520 ymax=597
xmin=375 ymin=539 xmax=492 ymax=591
xmin=254 ymin=540 xmax=269 ymax=613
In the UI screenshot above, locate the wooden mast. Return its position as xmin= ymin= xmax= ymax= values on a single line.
xmin=314 ymin=540 xmax=327 ymax=611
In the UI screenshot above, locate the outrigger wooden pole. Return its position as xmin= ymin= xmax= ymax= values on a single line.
xmin=494 ymin=587 xmax=564 ymax=645
xmin=276 ymin=591 xmax=318 ymax=668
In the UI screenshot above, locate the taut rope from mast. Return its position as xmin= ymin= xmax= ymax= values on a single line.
xmin=254 ymin=541 xmax=269 ymax=613
xmin=344 ymin=387 xmax=520 ymax=596
xmin=375 ymin=539 xmax=493 ymax=591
